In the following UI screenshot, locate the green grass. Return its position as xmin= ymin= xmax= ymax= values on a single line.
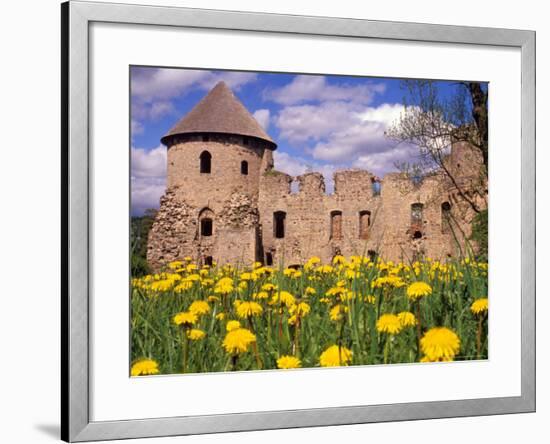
xmin=130 ymin=257 xmax=488 ymax=375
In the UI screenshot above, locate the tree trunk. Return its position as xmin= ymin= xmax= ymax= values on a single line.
xmin=468 ymin=82 xmax=489 ymax=171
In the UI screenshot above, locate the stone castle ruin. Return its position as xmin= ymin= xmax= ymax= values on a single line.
xmin=147 ymin=81 xmax=486 ymax=270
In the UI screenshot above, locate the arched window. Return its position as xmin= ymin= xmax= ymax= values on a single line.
xmin=199 ymin=151 xmax=211 ymax=174
xmin=201 ymin=218 xmax=213 ymax=236
xmin=204 ymin=256 xmax=213 ymax=266
xmin=199 ymin=208 xmax=214 ymax=237
xmin=359 ymin=210 xmax=371 ymax=240
xmin=441 ymin=201 xmax=452 ymax=234
xmin=241 ymin=160 xmax=249 ymax=175
xmin=274 ymin=211 xmax=286 ymax=239
xmin=265 ymin=252 xmax=273 ymax=266
xmin=330 ymin=211 xmax=343 ymax=240
xmin=411 ymin=203 xmax=423 ymax=226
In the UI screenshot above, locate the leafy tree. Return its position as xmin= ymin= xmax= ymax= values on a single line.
xmin=130 ymin=208 xmax=157 ymax=276
xmin=470 ymin=209 xmax=488 ymax=262
xmin=386 ymin=80 xmax=488 ymax=214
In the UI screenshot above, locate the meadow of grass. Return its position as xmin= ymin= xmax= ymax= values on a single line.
xmin=130 ymin=255 xmax=488 ymax=376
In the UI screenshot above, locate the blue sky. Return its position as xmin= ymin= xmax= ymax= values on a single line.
xmin=130 ymin=67 xmax=468 ymax=215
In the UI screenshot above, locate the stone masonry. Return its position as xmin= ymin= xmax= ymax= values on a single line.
xmin=147 ymin=81 xmax=487 ymax=270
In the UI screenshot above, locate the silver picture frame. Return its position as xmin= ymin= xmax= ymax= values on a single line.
xmin=61 ymin=1 xmax=536 ymax=441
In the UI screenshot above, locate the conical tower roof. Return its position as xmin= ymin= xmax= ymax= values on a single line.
xmin=161 ymin=81 xmax=276 ymax=149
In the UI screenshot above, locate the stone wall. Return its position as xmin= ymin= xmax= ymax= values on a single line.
xmin=147 ymin=138 xmax=486 ymax=271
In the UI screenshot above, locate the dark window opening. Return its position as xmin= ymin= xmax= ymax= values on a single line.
xmin=241 ymin=160 xmax=249 ymax=175
xmin=274 ymin=211 xmax=286 ymax=239
xmin=441 ymin=201 xmax=452 ymax=234
xmin=413 ymin=230 xmax=423 ymax=239
xmin=330 ymin=211 xmax=343 ymax=240
xmin=359 ymin=210 xmax=371 ymax=240
xmin=411 ymin=203 xmax=423 ymax=226
xmin=367 ymin=250 xmax=378 ymax=262
xmin=243 ymin=137 xmax=249 ymax=146
xmin=265 ymin=252 xmax=273 ymax=266
xmin=204 ymin=256 xmax=213 ymax=266
xmin=201 ymin=218 xmax=213 ymax=237
xmin=288 ymin=264 xmax=302 ymax=270
xmin=200 ymin=151 xmax=212 ymax=174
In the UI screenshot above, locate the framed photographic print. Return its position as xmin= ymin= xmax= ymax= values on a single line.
xmin=62 ymin=0 xmax=535 ymax=441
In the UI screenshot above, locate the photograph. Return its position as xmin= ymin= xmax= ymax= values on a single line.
xmin=129 ymin=67 xmax=489 ymax=376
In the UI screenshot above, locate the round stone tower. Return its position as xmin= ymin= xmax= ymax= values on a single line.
xmin=147 ymin=81 xmax=277 ymax=270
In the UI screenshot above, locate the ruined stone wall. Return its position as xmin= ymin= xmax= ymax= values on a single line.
xmin=258 ymin=170 xmax=383 ymax=265
xmin=257 ymin=142 xmax=486 ymax=266
xmin=147 ymin=139 xmax=486 ymax=270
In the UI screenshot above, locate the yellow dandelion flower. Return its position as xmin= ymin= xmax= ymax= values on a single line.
xmin=345 ymin=269 xmax=361 ymax=280
xmin=252 ymin=291 xmax=269 ymax=300
xmin=420 ymin=327 xmax=461 ymax=361
xmin=226 ymin=320 xmax=241 ymax=332
xmin=173 ymin=311 xmax=197 ymax=327
xmin=289 ymin=302 xmax=311 ymax=317
xmin=376 ymin=314 xmax=402 ymax=334
xmin=238 ymin=281 xmax=248 ymax=291
xmin=365 ymin=294 xmax=376 ymax=304
xmin=131 ymin=359 xmax=160 ymax=376
xmin=222 ymin=328 xmax=256 ymax=355
xmin=371 ymin=275 xmax=405 ymax=289
xmin=173 ymin=279 xmax=194 ymax=293
xmin=214 ymin=277 xmax=234 ymax=294
xmin=406 ymin=281 xmax=432 ymax=301
xmin=189 ymin=300 xmax=210 ymax=316
xmin=470 ymin=298 xmax=489 ymax=315
xmin=319 ymin=345 xmax=353 ymax=367
xmin=240 ymin=272 xmax=257 ymax=281
xmin=261 ymin=283 xmax=277 ymax=292
xmin=326 ymin=286 xmax=346 ymax=297
xmin=277 ymin=355 xmax=302 ymax=369
xmin=168 ymin=261 xmax=184 ymax=270
xmin=187 ymin=329 xmax=206 ymax=340
xmin=287 ymin=314 xmax=298 ymax=326
xmin=215 ymin=312 xmax=226 ymax=321
xmin=316 ymin=265 xmax=334 ymax=274
xmin=397 ymin=311 xmax=417 ymax=328
xmin=271 ymin=291 xmax=296 ymax=307
xmin=236 ymin=301 xmax=263 ymax=318
xmin=329 ymin=304 xmax=348 ymax=321
xmin=304 ymin=256 xmax=321 ymax=270
xmin=304 ymin=286 xmax=316 ymax=296
xmin=208 ymin=295 xmax=220 ymax=303
xmin=332 ymin=255 xmax=345 ymax=265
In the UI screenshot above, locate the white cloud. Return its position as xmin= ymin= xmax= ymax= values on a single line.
xmin=131 ymin=119 xmax=143 ymax=136
xmin=265 ymin=75 xmax=385 ymax=105
xmin=131 ymin=176 xmax=166 ymax=216
xmin=274 ymin=100 xmax=414 ymax=176
xmin=131 ymin=145 xmax=167 ymax=214
xmin=131 ymin=68 xmax=257 ymax=101
xmin=252 ymin=109 xmax=270 ymax=131
xmin=353 ymin=144 xmax=420 ymax=174
xmin=131 ymin=68 xmax=258 ymax=127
